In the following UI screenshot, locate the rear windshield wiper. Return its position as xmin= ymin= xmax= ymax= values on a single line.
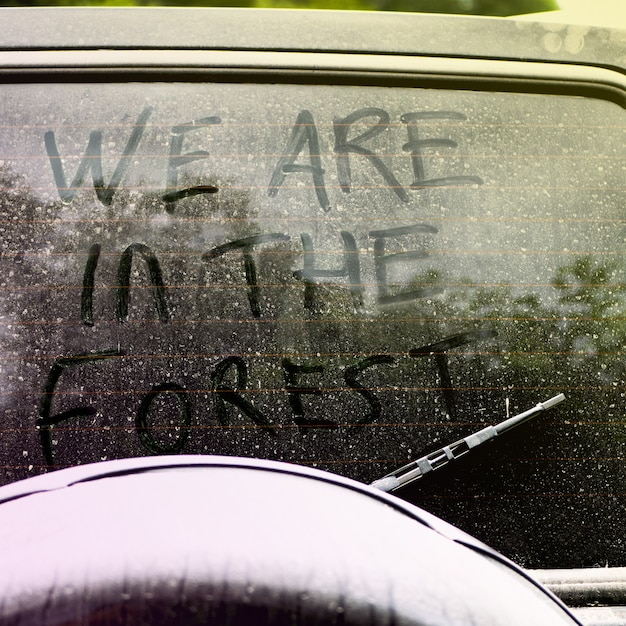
xmin=371 ymin=393 xmax=565 ymax=493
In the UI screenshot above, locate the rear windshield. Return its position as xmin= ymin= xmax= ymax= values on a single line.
xmin=0 ymin=81 xmax=624 ymax=568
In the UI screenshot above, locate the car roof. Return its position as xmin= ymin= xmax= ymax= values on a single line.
xmin=0 ymin=7 xmax=624 ymax=72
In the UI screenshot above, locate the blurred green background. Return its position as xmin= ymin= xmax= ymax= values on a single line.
xmin=0 ymin=0 xmax=560 ymax=16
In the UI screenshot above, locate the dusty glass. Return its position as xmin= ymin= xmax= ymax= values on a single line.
xmin=0 ymin=82 xmax=623 ymax=567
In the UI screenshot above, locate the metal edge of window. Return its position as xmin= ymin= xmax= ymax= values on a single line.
xmin=0 ymin=50 xmax=623 ymax=107
xmin=1 ymin=46 xmax=626 ymax=623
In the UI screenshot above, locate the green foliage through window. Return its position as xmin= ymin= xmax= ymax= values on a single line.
xmin=0 ymin=0 xmax=560 ymax=15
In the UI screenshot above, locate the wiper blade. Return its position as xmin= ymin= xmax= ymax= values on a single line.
xmin=371 ymin=393 xmax=565 ymax=493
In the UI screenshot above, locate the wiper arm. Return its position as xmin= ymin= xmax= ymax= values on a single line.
xmin=371 ymin=393 xmax=565 ymax=493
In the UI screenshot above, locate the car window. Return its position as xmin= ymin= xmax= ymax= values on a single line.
xmin=0 ymin=79 xmax=624 ymax=569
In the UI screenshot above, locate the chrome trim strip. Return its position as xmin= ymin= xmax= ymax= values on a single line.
xmin=0 ymin=49 xmax=623 ymax=91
